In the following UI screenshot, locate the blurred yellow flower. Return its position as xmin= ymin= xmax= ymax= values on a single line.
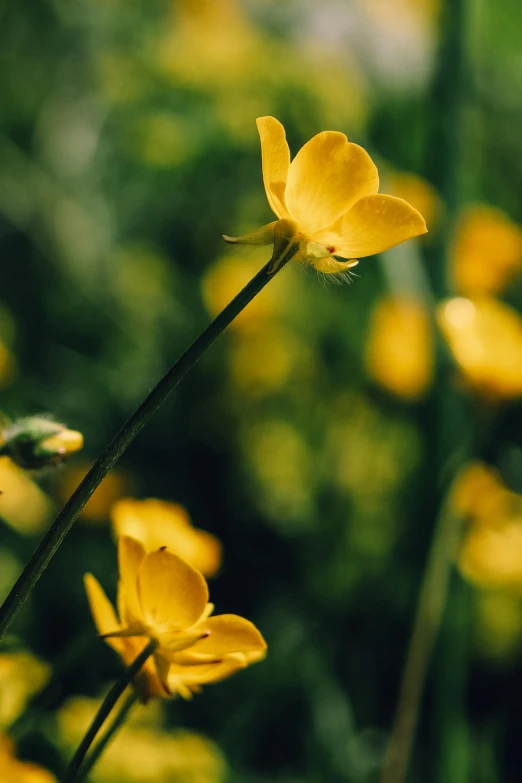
xmin=85 ymin=536 xmax=266 ymax=700
xmin=0 ymin=457 xmax=52 ymax=535
xmin=202 ymin=254 xmax=282 ymax=333
xmin=58 ymin=694 xmax=227 ymax=783
xmin=451 ymin=462 xmax=521 ymax=522
xmin=111 ymin=498 xmax=222 ymax=578
xmin=475 ymin=592 xmax=522 ymax=661
xmin=0 ymin=734 xmax=56 ymax=783
xmin=57 ymin=464 xmax=130 ymax=524
xmin=225 ymin=117 xmax=427 ymax=275
xmin=387 ymin=170 xmax=441 ymax=232
xmin=451 ymin=205 xmax=522 ymax=296
xmin=0 ymin=650 xmax=50 ymax=728
xmin=365 ymin=296 xmax=433 ymax=400
xmin=437 ymin=297 xmax=522 ymax=399
xmin=229 ymin=322 xmax=314 ymax=397
xmin=459 ymin=520 xmax=522 ymax=592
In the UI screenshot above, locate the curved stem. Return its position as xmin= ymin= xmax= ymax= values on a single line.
xmin=64 ymin=639 xmax=157 ymax=783
xmin=75 ymin=690 xmax=138 ymax=783
xmin=379 ymin=501 xmax=463 ymax=783
xmin=0 ymin=252 xmax=291 ymax=640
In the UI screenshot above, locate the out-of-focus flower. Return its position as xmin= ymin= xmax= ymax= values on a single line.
xmin=202 ymin=254 xmax=284 ymax=333
xmin=387 ymin=170 xmax=441 ymax=233
xmin=451 ymin=205 xmax=522 ymax=296
xmin=0 ymin=457 xmax=52 ymax=535
xmin=437 ymin=297 xmax=522 ymax=399
xmin=0 ymin=734 xmax=56 ymax=783
xmin=57 ymin=464 xmax=130 ymax=524
xmin=225 ymin=117 xmax=427 ymax=275
xmin=111 ymin=498 xmax=222 ymax=578
xmin=0 ymin=650 xmax=50 ymax=728
xmin=459 ymin=520 xmax=522 ymax=592
xmin=0 ymin=417 xmax=83 ymax=471
xmin=58 ymin=694 xmax=227 ymax=783
xmin=229 ymin=322 xmax=315 ymax=397
xmin=365 ymin=295 xmax=433 ymax=400
xmin=451 ymin=462 xmax=521 ymax=522
xmin=85 ymin=536 xmax=266 ymax=700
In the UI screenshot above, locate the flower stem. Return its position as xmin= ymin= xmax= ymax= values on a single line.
xmin=379 ymin=500 xmax=463 ymax=783
xmin=0 ymin=253 xmax=291 ymax=641
xmin=75 ymin=690 xmax=139 ymax=783
xmin=64 ymin=640 xmax=157 ymax=783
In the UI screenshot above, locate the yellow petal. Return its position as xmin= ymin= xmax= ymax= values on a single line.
xmin=84 ymin=574 xmax=120 ymax=637
xmin=256 ymin=117 xmax=291 ymax=219
xmin=138 ymin=548 xmax=209 ymax=631
xmin=168 ymin=657 xmax=246 ymax=690
xmin=319 ymin=194 xmax=427 ymax=258
xmin=285 ymin=131 xmax=379 ymax=235
xmin=117 ymin=535 xmax=146 ymax=626
xmin=177 ymin=614 xmax=267 ymax=661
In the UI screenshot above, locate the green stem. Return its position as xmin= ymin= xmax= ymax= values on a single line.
xmin=75 ymin=690 xmax=139 ymax=783
xmin=64 ymin=639 xmax=157 ymax=783
xmin=379 ymin=501 xmax=463 ymax=783
xmin=0 ymin=251 xmax=291 ymax=641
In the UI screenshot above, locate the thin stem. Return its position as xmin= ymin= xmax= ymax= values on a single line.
xmin=64 ymin=639 xmax=157 ymax=783
xmin=379 ymin=501 xmax=463 ymax=783
xmin=0 ymin=252 xmax=291 ymax=641
xmin=76 ymin=690 xmax=138 ymax=783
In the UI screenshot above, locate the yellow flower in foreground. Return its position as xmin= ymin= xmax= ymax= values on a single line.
xmin=85 ymin=536 xmax=266 ymax=701
xmin=224 ymin=117 xmax=427 ymax=274
xmin=365 ymin=295 xmax=433 ymax=400
xmin=111 ymin=498 xmax=222 ymax=578
xmin=438 ymin=297 xmax=522 ymax=399
xmin=0 ymin=734 xmax=56 ymax=783
xmin=451 ymin=205 xmax=522 ymax=296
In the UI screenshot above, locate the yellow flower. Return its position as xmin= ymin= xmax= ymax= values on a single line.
xmin=85 ymin=536 xmax=266 ymax=700
xmin=365 ymin=295 xmax=433 ymax=400
xmin=0 ymin=457 xmax=52 ymax=534
xmin=451 ymin=205 xmax=522 ymax=296
xmin=0 ymin=650 xmax=50 ymax=728
xmin=224 ymin=117 xmax=427 ymax=274
xmin=437 ymin=297 xmax=522 ymax=399
xmin=387 ymin=170 xmax=441 ymax=233
xmin=56 ymin=463 xmax=130 ymax=524
xmin=111 ymin=498 xmax=222 ymax=578
xmin=459 ymin=520 xmax=522 ymax=592
xmin=0 ymin=734 xmax=56 ymax=783
xmin=451 ymin=462 xmax=521 ymax=523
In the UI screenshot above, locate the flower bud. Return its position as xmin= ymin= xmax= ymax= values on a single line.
xmin=0 ymin=416 xmax=84 ymax=470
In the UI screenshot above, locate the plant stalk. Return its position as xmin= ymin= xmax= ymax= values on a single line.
xmin=0 ymin=250 xmax=292 ymax=641
xmin=64 ymin=639 xmax=157 ymax=783
xmin=75 ymin=690 xmax=139 ymax=783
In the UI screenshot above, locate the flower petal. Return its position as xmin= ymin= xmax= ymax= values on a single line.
xmin=285 ymin=131 xmax=379 ymax=235
xmin=168 ymin=657 xmax=247 ymax=691
xmin=118 ymin=535 xmax=147 ymax=626
xmin=319 ymin=194 xmax=427 ymax=258
xmin=138 ymin=548 xmax=209 ymax=631
xmin=84 ymin=574 xmax=120 ymax=637
xmin=313 ymin=257 xmax=359 ymax=275
xmin=177 ymin=614 xmax=267 ymax=661
xmin=256 ymin=117 xmax=291 ymax=219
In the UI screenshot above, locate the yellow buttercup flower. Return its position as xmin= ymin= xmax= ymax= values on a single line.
xmin=111 ymin=498 xmax=222 ymax=578
xmin=365 ymin=295 xmax=433 ymax=400
xmin=0 ymin=650 xmax=50 ymax=728
xmin=437 ymin=297 xmax=522 ymax=400
xmin=459 ymin=520 xmax=522 ymax=592
xmin=451 ymin=205 xmax=522 ymax=296
xmin=85 ymin=536 xmax=266 ymax=700
xmin=224 ymin=117 xmax=427 ymax=274
xmin=0 ymin=734 xmax=56 ymax=783
xmin=451 ymin=462 xmax=521 ymax=523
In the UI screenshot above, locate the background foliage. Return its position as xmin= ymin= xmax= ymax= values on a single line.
xmin=1 ymin=0 xmax=522 ymax=781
